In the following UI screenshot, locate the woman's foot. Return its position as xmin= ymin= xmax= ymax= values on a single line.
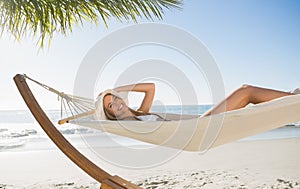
xmin=290 ymin=88 xmax=300 ymax=94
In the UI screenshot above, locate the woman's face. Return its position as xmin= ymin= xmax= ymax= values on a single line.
xmin=103 ymin=94 xmax=129 ymax=119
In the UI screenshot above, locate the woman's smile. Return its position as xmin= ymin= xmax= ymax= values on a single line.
xmin=103 ymin=94 xmax=132 ymax=119
xmin=118 ymin=103 xmax=123 ymax=111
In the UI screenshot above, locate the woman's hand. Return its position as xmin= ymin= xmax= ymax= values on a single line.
xmin=113 ymin=83 xmax=155 ymax=113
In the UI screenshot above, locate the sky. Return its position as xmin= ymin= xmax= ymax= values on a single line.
xmin=1 ymin=0 xmax=300 ymax=110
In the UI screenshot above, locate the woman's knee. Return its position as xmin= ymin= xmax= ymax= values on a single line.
xmin=240 ymin=84 xmax=255 ymax=91
xmin=240 ymin=84 xmax=252 ymax=89
xmin=236 ymin=84 xmax=254 ymax=96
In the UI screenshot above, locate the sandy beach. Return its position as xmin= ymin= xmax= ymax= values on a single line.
xmin=0 ymin=138 xmax=299 ymax=189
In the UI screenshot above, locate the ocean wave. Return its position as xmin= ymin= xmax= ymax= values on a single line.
xmin=58 ymin=128 xmax=95 ymax=135
xmin=0 ymin=129 xmax=37 ymax=139
xmin=286 ymin=121 xmax=300 ymax=127
xmin=0 ymin=138 xmax=27 ymax=150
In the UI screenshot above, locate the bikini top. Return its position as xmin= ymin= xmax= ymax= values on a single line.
xmin=136 ymin=114 xmax=160 ymax=121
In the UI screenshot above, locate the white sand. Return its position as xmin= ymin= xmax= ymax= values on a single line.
xmin=0 ymin=138 xmax=300 ymax=188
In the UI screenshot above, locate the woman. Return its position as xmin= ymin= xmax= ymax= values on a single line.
xmin=96 ymin=83 xmax=299 ymax=121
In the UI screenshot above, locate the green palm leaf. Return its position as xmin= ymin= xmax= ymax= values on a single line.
xmin=0 ymin=0 xmax=182 ymax=47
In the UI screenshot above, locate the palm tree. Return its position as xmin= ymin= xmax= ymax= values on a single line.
xmin=0 ymin=0 xmax=182 ymax=47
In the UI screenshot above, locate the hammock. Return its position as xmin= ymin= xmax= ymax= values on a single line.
xmin=23 ymin=75 xmax=300 ymax=152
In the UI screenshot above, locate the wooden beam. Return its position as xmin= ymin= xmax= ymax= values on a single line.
xmin=14 ymin=74 xmax=142 ymax=189
xmin=58 ymin=109 xmax=95 ymax=125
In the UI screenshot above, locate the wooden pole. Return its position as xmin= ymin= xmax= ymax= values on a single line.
xmin=14 ymin=74 xmax=142 ymax=189
xmin=58 ymin=109 xmax=95 ymax=125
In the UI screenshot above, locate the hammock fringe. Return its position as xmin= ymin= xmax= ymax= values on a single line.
xmin=23 ymin=74 xmax=95 ymax=121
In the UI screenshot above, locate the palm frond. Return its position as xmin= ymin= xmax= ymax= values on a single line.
xmin=0 ymin=0 xmax=183 ymax=48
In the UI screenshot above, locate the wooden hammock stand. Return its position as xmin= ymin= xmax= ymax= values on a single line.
xmin=14 ymin=74 xmax=141 ymax=189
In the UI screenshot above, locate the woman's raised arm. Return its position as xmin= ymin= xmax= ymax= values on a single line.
xmin=113 ymin=83 xmax=155 ymax=113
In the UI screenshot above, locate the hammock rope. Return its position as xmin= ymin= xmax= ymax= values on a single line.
xmin=23 ymin=74 xmax=95 ymax=120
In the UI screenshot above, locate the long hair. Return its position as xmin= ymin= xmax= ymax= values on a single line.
xmin=103 ymin=93 xmax=167 ymax=121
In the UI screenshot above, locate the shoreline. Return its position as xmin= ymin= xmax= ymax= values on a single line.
xmin=1 ymin=138 xmax=299 ymax=188
xmin=1 ymin=124 xmax=300 ymax=153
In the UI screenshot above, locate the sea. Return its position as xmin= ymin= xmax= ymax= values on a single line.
xmin=1 ymin=105 xmax=300 ymax=152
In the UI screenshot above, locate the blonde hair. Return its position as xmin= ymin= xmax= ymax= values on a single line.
xmin=103 ymin=93 xmax=167 ymax=121
xmin=103 ymin=93 xmax=148 ymax=120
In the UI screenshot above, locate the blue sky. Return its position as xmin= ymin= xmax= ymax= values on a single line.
xmin=1 ymin=0 xmax=300 ymax=110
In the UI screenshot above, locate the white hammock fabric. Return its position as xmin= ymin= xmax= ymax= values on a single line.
xmin=23 ymin=75 xmax=300 ymax=152
xmin=72 ymin=94 xmax=300 ymax=152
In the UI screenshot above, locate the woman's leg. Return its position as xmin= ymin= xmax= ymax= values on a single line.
xmin=201 ymin=84 xmax=293 ymax=117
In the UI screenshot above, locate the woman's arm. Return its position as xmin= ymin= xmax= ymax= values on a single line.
xmin=113 ymin=83 xmax=155 ymax=113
